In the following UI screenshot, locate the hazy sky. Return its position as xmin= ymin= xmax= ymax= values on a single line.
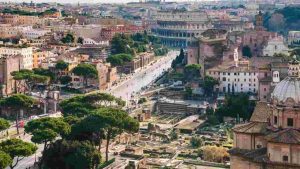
xmin=0 ymin=0 xmax=193 ymax=3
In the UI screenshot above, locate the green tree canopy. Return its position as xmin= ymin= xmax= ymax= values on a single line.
xmin=190 ymin=136 xmax=203 ymax=148
xmin=33 ymin=68 xmax=55 ymax=82
xmin=55 ymin=60 xmax=69 ymax=71
xmin=215 ymin=94 xmax=256 ymax=122
xmin=184 ymin=64 xmax=201 ymax=81
xmin=172 ymin=48 xmax=185 ymax=68
xmin=91 ymin=108 xmax=139 ymax=161
xmin=72 ymin=63 xmax=98 ymax=86
xmin=59 ymin=75 xmax=72 ymax=85
xmin=25 ymin=117 xmax=70 ymax=149
xmin=106 ymin=53 xmax=134 ymax=67
xmin=61 ymin=33 xmax=75 ymax=44
xmin=0 ymin=139 xmax=37 ymax=169
xmin=111 ymin=34 xmax=134 ymax=55
xmin=11 ymin=69 xmax=49 ymax=93
xmin=242 ymin=46 xmax=252 ymax=58
xmin=0 ymin=150 xmax=12 ymax=169
xmin=0 ymin=118 xmax=10 ymax=131
xmin=59 ymin=93 xmax=126 ymax=117
xmin=0 ymin=94 xmax=36 ymax=134
xmin=43 ymin=140 xmax=101 ymax=169
xmin=203 ymin=76 xmax=219 ymax=96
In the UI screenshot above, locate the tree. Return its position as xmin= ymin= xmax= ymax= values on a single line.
xmin=203 ymin=76 xmax=219 ymax=96
xmin=25 ymin=117 xmax=70 ymax=150
xmin=201 ymin=145 xmax=229 ymax=163
xmin=11 ymin=69 xmax=49 ymax=93
xmin=242 ymin=46 xmax=252 ymax=58
xmin=33 ymin=68 xmax=55 ymax=82
xmin=185 ymin=87 xmax=193 ymax=98
xmin=59 ymin=75 xmax=72 ymax=85
xmin=61 ymin=33 xmax=75 ymax=44
xmin=215 ymin=94 xmax=255 ymax=122
xmin=72 ymin=63 xmax=98 ymax=87
xmin=0 ymin=151 xmax=12 ymax=169
xmin=138 ymin=97 xmax=147 ymax=104
xmin=55 ymin=60 xmax=69 ymax=71
xmin=184 ymin=64 xmax=201 ymax=81
xmin=0 ymin=139 xmax=37 ymax=169
xmin=25 ymin=117 xmax=70 ymax=168
xmin=59 ymin=93 xmax=126 ymax=117
xmin=43 ymin=140 xmax=101 ymax=169
xmin=0 ymin=118 xmax=10 ymax=131
xmin=0 ymin=94 xmax=36 ymax=134
xmin=55 ymin=60 xmax=69 ymax=81
xmin=92 ymin=108 xmax=139 ymax=162
xmin=77 ymin=37 xmax=84 ymax=44
xmin=190 ymin=136 xmax=203 ymax=148
xmin=172 ymin=48 xmax=185 ymax=68
xmin=106 ymin=53 xmax=134 ymax=67
xmin=111 ymin=34 xmax=134 ymax=55
xmin=169 ymin=130 xmax=178 ymax=140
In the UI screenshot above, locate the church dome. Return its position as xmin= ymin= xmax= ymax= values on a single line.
xmin=272 ymin=57 xmax=300 ymax=106
xmin=272 ymin=76 xmax=300 ymax=106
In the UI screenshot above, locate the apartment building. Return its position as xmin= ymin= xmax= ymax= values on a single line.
xmin=0 ymin=46 xmax=33 ymax=70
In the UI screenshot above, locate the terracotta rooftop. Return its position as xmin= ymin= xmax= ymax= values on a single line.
xmin=232 ymin=122 xmax=268 ymax=134
xmin=250 ymin=102 xmax=271 ymax=123
xmin=228 ymin=148 xmax=268 ymax=163
xmin=265 ymin=128 xmax=300 ymax=144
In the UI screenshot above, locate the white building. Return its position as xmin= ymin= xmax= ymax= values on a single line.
xmin=207 ymin=66 xmax=259 ymax=94
xmin=22 ymin=29 xmax=51 ymax=39
xmin=262 ymin=36 xmax=289 ymax=56
xmin=83 ymin=38 xmax=109 ymax=46
xmin=0 ymin=46 xmax=33 ymax=70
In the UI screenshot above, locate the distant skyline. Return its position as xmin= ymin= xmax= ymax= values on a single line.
xmin=0 ymin=0 xmax=212 ymax=4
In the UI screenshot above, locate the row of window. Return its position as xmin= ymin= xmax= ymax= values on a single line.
xmin=209 ymin=71 xmax=257 ymax=76
xmin=274 ymin=116 xmax=294 ymax=127
xmin=222 ymin=77 xmax=257 ymax=83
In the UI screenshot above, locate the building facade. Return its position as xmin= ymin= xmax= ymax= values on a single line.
xmin=229 ymin=58 xmax=300 ymax=169
xmin=152 ymin=10 xmax=212 ymax=48
xmin=0 ymin=46 xmax=33 ymax=70
xmin=0 ymin=55 xmax=21 ymax=96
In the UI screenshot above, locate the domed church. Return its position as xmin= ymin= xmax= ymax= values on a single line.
xmin=229 ymin=57 xmax=300 ymax=169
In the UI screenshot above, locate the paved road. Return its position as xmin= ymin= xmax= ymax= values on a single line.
xmin=11 ymin=52 xmax=178 ymax=169
xmin=110 ymin=51 xmax=178 ymax=102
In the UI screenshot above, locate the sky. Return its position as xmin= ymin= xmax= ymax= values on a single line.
xmin=0 ymin=0 xmax=197 ymax=4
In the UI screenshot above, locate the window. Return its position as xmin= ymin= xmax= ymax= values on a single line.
xmin=223 ymin=77 xmax=226 ymax=81
xmin=283 ymin=155 xmax=288 ymax=162
xmin=287 ymin=118 xmax=293 ymax=127
xmin=256 ymin=145 xmax=262 ymax=149
xmin=274 ymin=116 xmax=278 ymax=125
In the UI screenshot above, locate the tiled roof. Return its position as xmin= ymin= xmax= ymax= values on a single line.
xmin=250 ymin=102 xmax=271 ymax=123
xmin=232 ymin=122 xmax=268 ymax=134
xmin=228 ymin=148 xmax=268 ymax=163
xmin=265 ymin=128 xmax=300 ymax=144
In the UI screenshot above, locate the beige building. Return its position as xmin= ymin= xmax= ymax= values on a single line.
xmin=0 ymin=46 xmax=33 ymax=70
xmin=229 ymin=58 xmax=300 ymax=169
xmin=97 ymin=62 xmax=118 ymax=90
xmin=0 ymin=14 xmax=42 ymax=26
xmin=0 ymin=55 xmax=21 ymax=96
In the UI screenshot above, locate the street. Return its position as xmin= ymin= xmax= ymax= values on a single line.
xmin=110 ymin=51 xmax=178 ymax=102
xmin=10 ymin=51 xmax=178 ymax=169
